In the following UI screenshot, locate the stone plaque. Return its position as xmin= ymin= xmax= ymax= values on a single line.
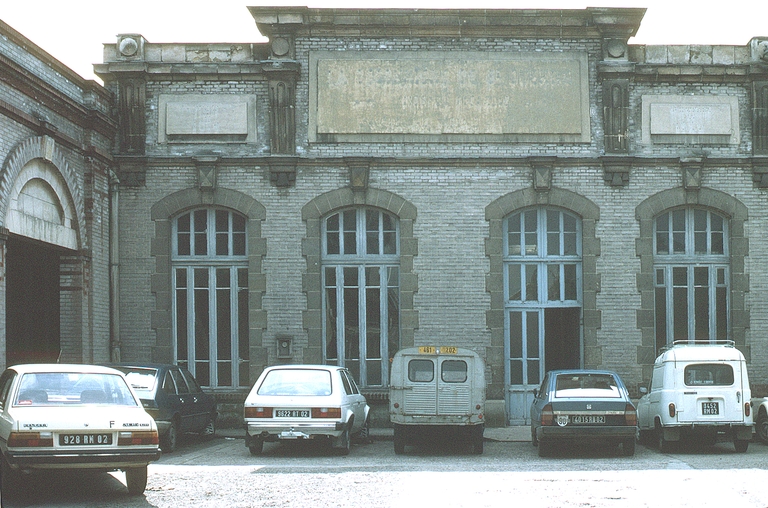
xmin=158 ymin=95 xmax=256 ymax=143
xmin=309 ymin=51 xmax=590 ymax=143
xmin=642 ymin=95 xmax=739 ymax=145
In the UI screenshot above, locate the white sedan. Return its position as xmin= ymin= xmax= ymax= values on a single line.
xmin=0 ymin=364 xmax=161 ymax=496
xmin=244 ymin=365 xmax=370 ymax=455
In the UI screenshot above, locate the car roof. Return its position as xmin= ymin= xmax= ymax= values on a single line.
xmin=548 ymin=369 xmax=621 ymax=377
xmin=107 ymin=363 xmax=175 ymax=370
xmin=657 ymin=344 xmax=745 ymax=363
xmin=263 ymin=364 xmax=344 ymax=372
xmin=7 ymin=363 xmax=126 ymax=375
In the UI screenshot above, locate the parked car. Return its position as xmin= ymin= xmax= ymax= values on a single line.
xmin=244 ymin=365 xmax=369 ymax=456
xmin=0 ymin=364 xmax=160 ymax=496
xmin=389 ymin=346 xmax=486 ymax=455
xmin=530 ymin=369 xmax=637 ymax=457
xmin=108 ymin=363 xmax=217 ymax=453
xmin=636 ymin=340 xmax=752 ymax=452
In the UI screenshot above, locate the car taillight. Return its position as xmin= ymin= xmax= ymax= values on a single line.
xmin=118 ymin=431 xmax=159 ymax=446
xmin=668 ymin=403 xmax=676 ymax=418
xmin=7 ymin=432 xmax=53 ymax=447
xmin=745 ymin=402 xmax=751 ymax=417
xmin=624 ymin=404 xmax=637 ymax=426
xmin=541 ymin=404 xmax=554 ymax=426
xmin=244 ymin=407 xmax=273 ymax=418
xmin=312 ymin=407 xmax=342 ymax=418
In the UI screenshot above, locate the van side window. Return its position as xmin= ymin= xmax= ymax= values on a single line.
xmin=340 ymin=371 xmax=353 ymax=395
xmin=441 ymin=361 xmax=468 ymax=383
xmin=651 ymin=366 xmax=663 ymax=392
xmin=684 ymin=364 xmax=734 ymax=386
xmin=408 ymin=360 xmax=434 ymax=382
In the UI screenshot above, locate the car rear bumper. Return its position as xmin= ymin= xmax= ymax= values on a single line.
xmin=659 ymin=422 xmax=753 ymax=441
xmin=6 ymin=448 xmax=161 ymax=471
xmin=245 ymin=421 xmax=346 ymax=440
xmin=537 ymin=425 xmax=636 ymax=442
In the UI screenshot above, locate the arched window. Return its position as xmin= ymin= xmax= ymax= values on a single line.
xmin=172 ymin=208 xmax=249 ymax=388
xmin=321 ymin=208 xmax=400 ymax=387
xmin=653 ymin=208 xmax=729 ymax=350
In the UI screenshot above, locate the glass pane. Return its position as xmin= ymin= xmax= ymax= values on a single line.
xmin=547 ymin=264 xmax=560 ymax=301
xmin=672 ymin=210 xmax=685 ymax=253
xmin=195 ymin=362 xmax=210 ymax=388
xmin=216 ymin=210 xmax=229 ymax=256
xmin=387 ymin=283 xmax=400 ymax=362
xmin=525 ymin=265 xmax=538 ymax=302
xmin=508 ymin=213 xmax=521 ymax=256
xmin=564 ymin=264 xmax=577 ymax=300
xmin=343 ymin=210 xmax=357 ymax=255
xmin=343 ymin=267 xmax=359 ymax=363
xmin=526 ymin=312 xmax=539 ymax=358
xmin=194 ymin=210 xmax=207 ymax=256
xmin=524 ymin=210 xmax=537 ymax=255
xmin=655 ymin=286 xmax=667 ymax=350
xmin=218 ymin=362 xmax=232 ymax=387
xmin=694 ymin=209 xmax=707 ymax=254
xmin=176 ymin=268 xmax=188 ymax=362
xmin=441 ymin=361 xmax=467 ymax=383
xmin=527 ymin=359 xmax=540 ymax=385
xmin=194 ymin=275 xmax=210 ymax=362
xmin=509 ymin=311 xmax=523 ymax=358
xmin=233 ymin=214 xmax=246 ymax=256
xmin=510 ymin=359 xmax=523 ymax=385
xmin=238 ymin=268 xmax=249 ymax=387
xmin=673 ymin=286 xmax=688 ymax=340
xmin=366 ymin=282 xmax=381 ymax=361
xmin=655 ymin=214 xmax=669 ymax=254
xmin=177 ymin=213 xmax=191 ymax=256
xmin=366 ymin=210 xmax=379 ymax=255
xmin=409 ymin=360 xmax=434 ymax=382
xmin=383 ymin=213 xmax=397 ymax=255
xmin=325 ymin=268 xmax=338 ymax=361
xmin=326 ymin=213 xmax=340 ymax=255
xmin=563 ymin=213 xmax=577 ymax=256
xmin=716 ymin=286 xmax=728 ymax=340
xmin=216 ymin=269 xmax=231 ymax=362
xmin=508 ymin=264 xmax=522 ymax=301
xmin=366 ymin=360 xmax=382 ymax=386
xmin=547 ymin=210 xmax=560 ymax=256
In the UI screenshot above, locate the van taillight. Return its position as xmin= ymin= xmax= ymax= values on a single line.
xmin=541 ymin=404 xmax=554 ymax=426
xmin=624 ymin=404 xmax=637 ymax=426
xmin=668 ymin=403 xmax=676 ymax=418
xmin=745 ymin=402 xmax=751 ymax=417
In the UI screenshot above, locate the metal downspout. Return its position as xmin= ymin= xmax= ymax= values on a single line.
xmin=109 ymin=174 xmax=121 ymax=362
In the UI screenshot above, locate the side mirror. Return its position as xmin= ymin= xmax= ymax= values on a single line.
xmin=639 ymin=386 xmax=648 ymax=395
xmin=532 ymin=388 xmax=539 ymax=398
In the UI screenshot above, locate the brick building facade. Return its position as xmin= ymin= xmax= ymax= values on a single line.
xmin=4 ymin=7 xmax=768 ymax=426
xmin=0 ymin=20 xmax=115 ymax=370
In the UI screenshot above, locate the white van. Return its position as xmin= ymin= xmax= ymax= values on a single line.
xmin=636 ymin=340 xmax=752 ymax=452
xmin=389 ymin=346 xmax=486 ymax=454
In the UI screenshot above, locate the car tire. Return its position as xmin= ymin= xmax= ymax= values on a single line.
xmin=125 ymin=466 xmax=148 ymax=496
xmin=334 ymin=427 xmax=351 ymax=456
xmin=538 ymin=440 xmax=552 ymax=457
xmin=622 ymin=438 xmax=636 ymax=457
xmin=202 ymin=414 xmax=216 ymax=438
xmin=531 ymin=426 xmax=538 ymax=447
xmin=354 ymin=416 xmax=370 ymax=443
xmin=756 ymin=412 xmax=768 ymax=445
xmin=471 ymin=426 xmax=484 ymax=455
xmin=393 ymin=425 xmax=406 ymax=455
xmin=735 ymin=439 xmax=749 ymax=453
xmin=248 ymin=437 xmax=264 ymax=456
xmin=161 ymin=419 xmax=179 ymax=453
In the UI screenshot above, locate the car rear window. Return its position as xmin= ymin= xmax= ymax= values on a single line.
xmin=118 ymin=368 xmax=159 ymax=393
xmin=408 ymin=359 xmax=434 ymax=382
xmin=257 ymin=369 xmax=333 ymax=396
xmin=441 ymin=360 xmax=468 ymax=383
xmin=684 ymin=364 xmax=734 ymax=386
xmin=554 ymin=373 xmax=621 ymax=398
xmin=15 ymin=372 xmax=138 ymax=406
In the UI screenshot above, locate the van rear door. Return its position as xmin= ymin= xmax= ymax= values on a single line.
xmin=436 ymin=356 xmax=472 ymax=416
xmin=677 ymin=362 xmax=744 ymax=423
xmin=402 ymin=354 xmax=438 ymax=416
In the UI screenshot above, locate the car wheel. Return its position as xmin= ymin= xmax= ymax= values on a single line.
xmin=531 ymin=426 xmax=538 ymax=447
xmin=334 ymin=427 xmax=351 ymax=456
xmin=125 ymin=466 xmax=148 ymax=496
xmin=202 ymin=414 xmax=216 ymax=438
xmin=538 ymin=440 xmax=552 ymax=457
xmin=393 ymin=425 xmax=406 ymax=455
xmin=471 ymin=426 xmax=484 ymax=455
xmin=735 ymin=439 xmax=749 ymax=453
xmin=0 ymin=453 xmax=19 ymax=498
xmin=354 ymin=416 xmax=370 ymax=443
xmin=622 ymin=438 xmax=636 ymax=457
xmin=248 ymin=437 xmax=264 ymax=456
xmin=161 ymin=419 xmax=179 ymax=453
xmin=756 ymin=412 xmax=768 ymax=444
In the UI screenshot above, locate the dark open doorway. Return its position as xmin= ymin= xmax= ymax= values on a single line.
xmin=544 ymin=307 xmax=581 ymax=371
xmin=6 ymin=236 xmax=60 ymax=366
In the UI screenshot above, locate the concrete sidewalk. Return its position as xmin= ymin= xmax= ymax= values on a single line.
xmin=219 ymin=426 xmax=531 ymax=443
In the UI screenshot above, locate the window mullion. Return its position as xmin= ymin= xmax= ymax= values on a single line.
xmin=230 ymin=267 xmax=239 ymax=388
xmin=358 ymin=266 xmax=367 ymax=384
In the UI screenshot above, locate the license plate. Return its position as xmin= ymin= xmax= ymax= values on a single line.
xmin=702 ymin=401 xmax=720 ymax=415
xmin=59 ymin=434 xmax=112 ymax=446
xmin=275 ymin=409 xmax=310 ymax=418
xmin=571 ymin=415 xmax=605 ymax=424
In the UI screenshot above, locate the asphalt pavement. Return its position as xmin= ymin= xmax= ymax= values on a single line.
xmin=220 ymin=425 xmax=531 ymax=442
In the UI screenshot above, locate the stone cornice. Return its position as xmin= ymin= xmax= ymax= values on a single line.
xmin=249 ymin=7 xmax=645 ymax=39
